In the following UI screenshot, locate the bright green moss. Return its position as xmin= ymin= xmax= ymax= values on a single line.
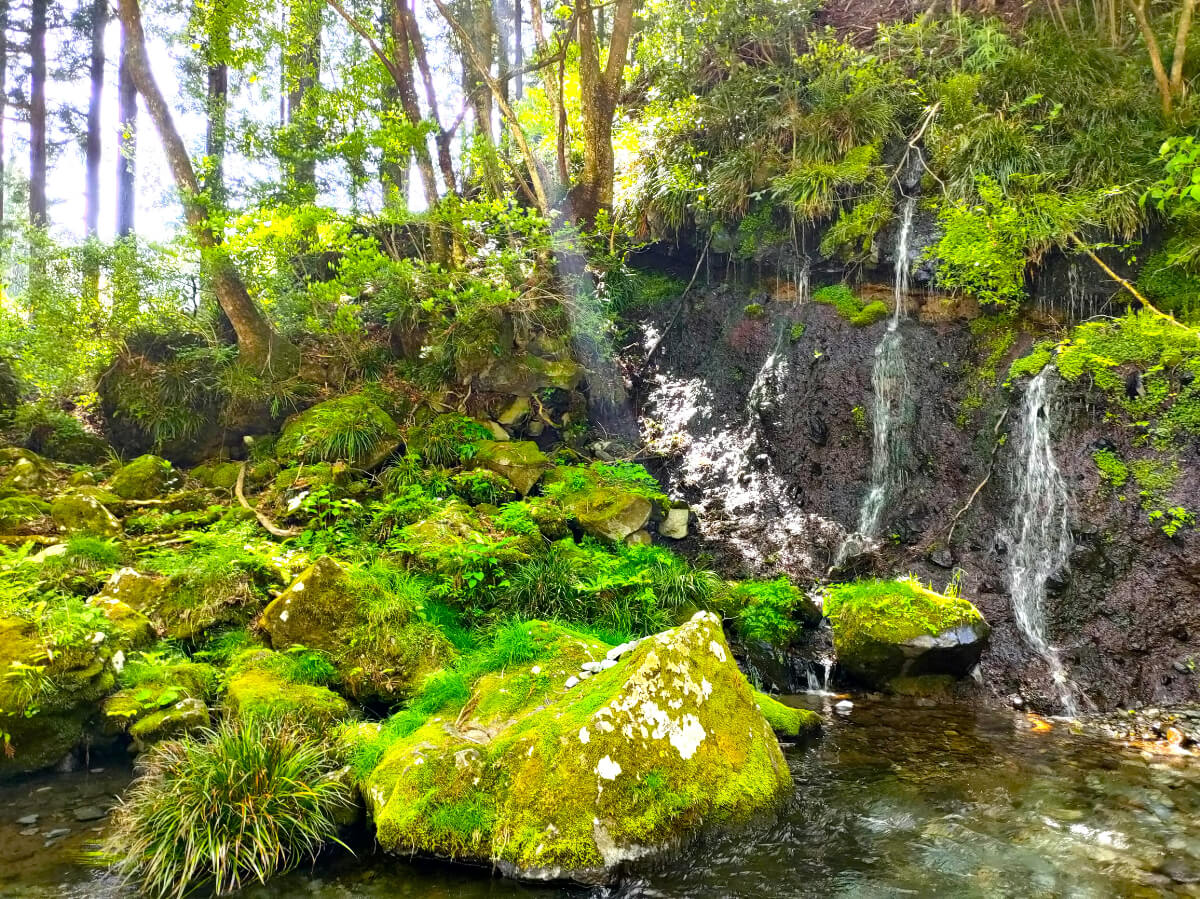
xmin=813 ymin=284 xmax=889 ymax=326
xmin=850 ymin=300 xmax=889 ymax=326
xmin=277 ymin=394 xmax=401 ymax=468
xmin=224 ymin=649 xmax=356 ymax=731
xmin=753 ymin=691 xmax=821 ymax=737
xmin=1093 ymin=449 xmax=1129 ymax=487
xmin=108 ymin=454 xmax=180 ymax=500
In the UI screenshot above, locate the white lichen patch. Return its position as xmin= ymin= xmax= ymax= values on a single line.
xmin=708 ymin=640 xmax=726 ymax=662
xmin=596 ymin=756 xmax=621 ymax=780
xmin=279 ymin=609 xmax=289 ymax=622
xmin=578 ymin=726 xmax=590 ymax=744
xmin=292 ymin=580 xmax=305 ymax=592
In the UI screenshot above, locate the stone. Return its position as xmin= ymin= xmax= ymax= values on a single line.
xmin=276 ymin=395 xmax=401 ymax=469
xmin=475 ymin=352 xmax=583 ymax=397
xmin=497 ymin=396 xmax=531 ymax=427
xmin=835 ymin=700 xmax=854 ymax=713
xmin=624 ymin=529 xmax=653 ymax=546
xmin=564 ymin=676 xmax=579 ymax=689
xmin=754 ymin=691 xmax=821 ymax=737
xmin=660 ymin=506 xmax=690 ymax=540
xmin=44 ymin=828 xmax=70 ymax=840
xmin=128 ymin=698 xmax=211 ymax=751
xmin=225 ymin=649 xmax=356 ymax=731
xmin=86 ymin=593 xmax=156 ymax=650
xmin=73 ymin=806 xmax=106 ymax=822
xmin=260 ymin=557 xmax=453 ymax=702
xmin=0 ymin=616 xmax=115 ymax=778
xmin=190 ymin=459 xmax=242 ymax=491
xmin=16 ymin=814 xmax=38 ymax=825
xmin=49 ymin=493 xmax=121 ymax=537
xmin=823 ymin=579 xmax=989 ymax=690
xmin=541 ymin=466 xmax=661 ymax=543
xmin=472 ymin=440 xmax=551 ymax=496
xmin=352 ymin=614 xmax=792 ymax=881
xmin=108 ymin=454 xmax=182 ymax=500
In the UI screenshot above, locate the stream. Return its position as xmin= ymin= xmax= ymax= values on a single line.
xmin=6 ymin=696 xmax=1200 ymax=897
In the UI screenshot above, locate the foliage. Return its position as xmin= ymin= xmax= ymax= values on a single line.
xmin=276 ymin=394 xmax=399 ymax=466
xmin=812 ymin=284 xmax=890 ymax=326
xmin=1093 ymin=449 xmax=1129 ymax=487
xmin=726 ymin=577 xmax=813 ymax=646
xmin=104 ymin=719 xmax=351 ymax=899
xmin=409 ymin=415 xmax=492 ymax=468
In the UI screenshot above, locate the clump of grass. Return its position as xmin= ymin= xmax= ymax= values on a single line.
xmin=104 ymin=719 xmax=352 ymax=899
xmin=408 ymin=414 xmax=492 ymax=467
xmin=276 ymin=394 xmax=399 ymax=466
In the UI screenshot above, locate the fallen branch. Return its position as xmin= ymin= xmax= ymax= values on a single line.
xmin=236 ymin=463 xmax=299 ymax=539
xmin=1071 ymin=234 xmax=1185 ymax=329
xmin=946 ymin=408 xmax=1009 ymax=545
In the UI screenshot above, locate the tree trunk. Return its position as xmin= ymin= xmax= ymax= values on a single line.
xmin=206 ymin=60 xmax=228 ymax=205
xmin=0 ymin=0 xmax=6 ymax=237
xmin=116 ymin=24 xmax=138 ymax=238
xmin=285 ymin=0 xmax=321 ymax=196
xmin=513 ymin=0 xmax=522 ymax=99
xmin=1128 ymin=0 xmax=1175 ymax=115
xmin=117 ymin=0 xmax=300 ymax=375
xmin=29 ymin=0 xmax=47 ymax=228
xmin=1170 ymin=0 xmax=1195 ymax=97
xmin=402 ymin=0 xmax=457 ymax=194
xmin=85 ymin=0 xmax=106 ymax=238
xmin=84 ymin=0 xmax=106 ymax=300
xmin=573 ymin=0 xmax=634 ymax=222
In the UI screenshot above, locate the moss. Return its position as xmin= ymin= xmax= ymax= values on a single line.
xmin=753 ymin=691 xmax=821 ymax=737
xmin=1093 ymin=449 xmax=1129 ymax=487
xmin=744 ymin=303 xmax=765 ymax=318
xmin=541 ymin=464 xmax=667 ymax=542
xmin=225 ymin=649 xmax=356 ymax=731
xmin=261 ymin=557 xmax=455 ymax=702
xmin=451 ymin=468 xmax=517 ymax=506
xmin=49 ymin=493 xmax=122 ymax=536
xmin=823 ymin=578 xmax=989 ymax=688
xmin=191 ymin=460 xmax=242 ymax=491
xmin=108 ymin=454 xmax=181 ymax=500
xmin=276 ymin=394 xmax=401 ymax=468
xmin=473 ymin=440 xmax=551 ymax=495
xmin=358 ymin=614 xmax=791 ymax=877
xmin=813 ymin=284 xmax=889 ymax=327
xmin=1007 ymin=340 xmax=1055 ymax=384
xmin=0 ymin=494 xmax=51 ymax=531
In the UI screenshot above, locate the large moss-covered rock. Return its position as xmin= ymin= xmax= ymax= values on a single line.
xmin=473 ymin=440 xmax=550 ymax=495
xmin=86 ymin=593 xmax=156 ymax=649
xmin=475 ymin=352 xmax=583 ymax=397
xmin=108 ymin=454 xmax=182 ymax=500
xmin=823 ymin=579 xmax=990 ymax=689
xmin=276 ymin=395 xmax=401 ymax=469
xmin=225 ymin=649 xmax=355 ymax=730
xmin=542 ymin=466 xmax=655 ymax=542
xmin=354 ymin=613 xmax=790 ymax=881
xmin=0 ymin=494 xmax=51 ymax=532
xmin=261 ymin=557 xmax=453 ymax=702
xmin=50 ymin=493 xmax=122 ymax=536
xmin=191 ymin=459 xmax=243 ymax=491
xmin=0 ymin=616 xmax=116 ymax=777
xmin=0 ymin=451 xmax=52 ymax=492
xmin=102 ymin=661 xmax=218 ymax=751
xmin=753 ymin=691 xmax=821 ymax=737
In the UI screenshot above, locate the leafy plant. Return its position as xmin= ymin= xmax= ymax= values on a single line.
xmin=104 ymin=720 xmax=352 ymax=899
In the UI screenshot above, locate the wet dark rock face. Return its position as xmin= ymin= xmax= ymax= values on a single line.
xmin=628 ymin=279 xmax=1200 ymax=713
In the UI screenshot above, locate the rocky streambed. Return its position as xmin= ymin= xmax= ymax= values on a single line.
xmin=8 ymin=697 xmax=1200 ymax=898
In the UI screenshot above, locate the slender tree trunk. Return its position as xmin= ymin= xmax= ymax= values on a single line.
xmin=513 ymin=0 xmax=522 ymax=98
xmin=285 ymin=0 xmax=321 ymax=195
xmin=117 ymin=0 xmax=300 ymax=375
xmin=116 ymin=25 xmax=138 ymax=238
xmin=1170 ymin=0 xmax=1195 ymax=96
xmin=84 ymin=0 xmax=106 ymax=300
xmin=403 ymin=0 xmax=457 ymax=194
xmin=1128 ymin=0 xmax=1175 ymax=115
xmin=29 ymin=0 xmax=47 ymax=228
xmin=206 ymin=57 xmax=228 ymax=206
xmin=573 ymin=0 xmax=634 ymax=222
xmin=1 ymin=0 xmax=12 ymax=236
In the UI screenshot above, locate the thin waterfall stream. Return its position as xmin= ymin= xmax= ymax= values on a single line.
xmin=1007 ymin=367 xmax=1081 ymax=715
xmin=834 ymin=197 xmax=916 ymax=565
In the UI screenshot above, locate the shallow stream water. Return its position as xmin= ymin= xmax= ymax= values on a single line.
xmin=6 ymin=695 xmax=1200 ymax=897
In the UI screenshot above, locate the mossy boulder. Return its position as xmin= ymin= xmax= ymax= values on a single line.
xmin=261 ymin=557 xmax=453 ymax=702
xmin=108 ymin=454 xmax=182 ymax=500
xmin=0 ymin=452 xmax=53 ymax=492
xmin=473 ymin=440 xmax=550 ymax=495
xmin=50 ymin=493 xmax=122 ymax=536
xmin=823 ymin=579 xmax=990 ymax=689
xmin=753 ymin=691 xmax=821 ymax=737
xmin=354 ymin=613 xmax=790 ymax=881
xmin=0 ymin=494 xmax=51 ymax=532
xmin=0 ymin=616 xmax=116 ymax=777
xmin=276 ymin=395 xmax=401 ymax=469
xmin=102 ymin=661 xmax=218 ymax=751
xmin=542 ymin=467 xmax=653 ymax=542
xmin=225 ymin=649 xmax=355 ymax=730
xmin=92 ymin=569 xmax=170 ymax=636
xmin=86 ymin=593 xmax=156 ymax=650
xmin=191 ymin=459 xmax=243 ymax=491
xmin=476 ymin=352 xmax=583 ymax=397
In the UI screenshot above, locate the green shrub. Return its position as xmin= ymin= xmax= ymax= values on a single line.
xmin=727 ymin=577 xmax=814 ymax=646
xmin=408 ymin=414 xmax=492 ymax=468
xmin=104 ymin=720 xmax=351 ymax=898
xmin=813 ymin=285 xmax=890 ymax=327
xmin=276 ymin=394 xmax=399 ymax=466
xmin=1093 ymin=449 xmax=1129 ymax=487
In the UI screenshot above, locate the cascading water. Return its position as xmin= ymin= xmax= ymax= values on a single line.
xmin=834 ymin=198 xmax=915 ymax=565
xmin=1007 ymin=367 xmax=1080 ymax=715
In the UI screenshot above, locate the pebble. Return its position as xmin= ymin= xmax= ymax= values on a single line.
xmin=44 ymin=828 xmax=70 ymax=839
xmin=835 ymin=700 xmax=854 ymax=713
xmin=581 ymin=661 xmax=603 ymax=673
xmin=73 ymin=806 xmax=106 ymax=822
xmin=599 ymin=659 xmax=617 ymax=671
xmin=19 ymin=828 xmax=38 ymax=837
xmin=564 ymin=676 xmax=579 ymax=689
xmin=606 ymin=643 xmax=631 ymax=661
xmin=16 ymin=814 xmax=38 ymax=825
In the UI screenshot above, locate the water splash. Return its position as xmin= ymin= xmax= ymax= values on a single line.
xmin=1007 ymin=368 xmax=1081 ymax=715
xmin=834 ymin=198 xmax=916 ymax=564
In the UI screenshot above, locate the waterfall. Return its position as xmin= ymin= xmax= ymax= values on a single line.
xmin=834 ymin=198 xmax=916 ymax=565
xmin=1008 ymin=368 xmax=1080 ymax=715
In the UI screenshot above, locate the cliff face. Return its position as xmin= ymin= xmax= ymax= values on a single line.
xmin=626 ymin=276 xmax=1200 ymax=713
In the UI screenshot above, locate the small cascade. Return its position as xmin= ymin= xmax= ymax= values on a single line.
xmin=1007 ymin=368 xmax=1081 ymax=715
xmin=834 ymin=198 xmax=916 ymax=565
xmin=795 ymin=257 xmax=811 ymax=304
